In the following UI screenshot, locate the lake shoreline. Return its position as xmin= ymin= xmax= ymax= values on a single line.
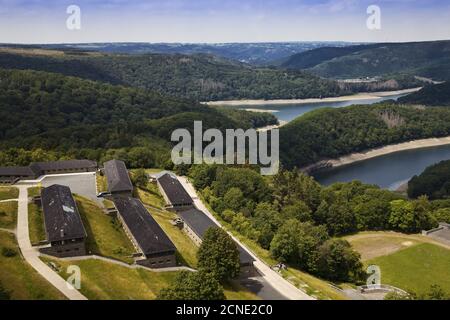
xmin=204 ymin=88 xmax=422 ymax=106
xmin=304 ymin=135 xmax=450 ymax=173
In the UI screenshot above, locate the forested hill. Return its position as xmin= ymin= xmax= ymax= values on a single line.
xmin=0 ymin=47 xmax=347 ymax=101
xmin=280 ymin=44 xmax=379 ymax=69
xmin=281 ymin=40 xmax=450 ymax=81
xmin=0 ymin=68 xmax=276 ymax=168
xmin=398 ymin=82 xmax=450 ymax=106
xmin=408 ymin=160 xmax=450 ymax=200
xmin=279 ymin=103 xmax=450 ymax=169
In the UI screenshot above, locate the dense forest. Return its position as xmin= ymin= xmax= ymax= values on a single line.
xmin=408 ymin=160 xmax=450 ymax=200
xmin=281 ymin=40 xmax=450 ymax=81
xmin=399 ymin=82 xmax=450 ymax=106
xmin=188 ymin=165 xmax=444 ymax=282
xmin=0 ymin=48 xmax=348 ymax=101
xmin=280 ymin=103 xmax=450 ymax=168
xmin=0 ymin=68 xmax=276 ymax=168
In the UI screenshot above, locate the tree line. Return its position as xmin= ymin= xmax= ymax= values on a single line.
xmin=188 ymin=165 xmax=447 ymax=283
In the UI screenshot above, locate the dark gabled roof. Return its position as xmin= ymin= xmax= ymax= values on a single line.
xmin=35 ymin=160 xmax=97 ymax=171
xmin=41 ymin=184 xmax=87 ymax=242
xmin=0 ymin=159 xmax=97 ymax=178
xmin=177 ymin=208 xmax=217 ymax=239
xmin=113 ymin=197 xmax=176 ymax=256
xmin=104 ymin=160 xmax=134 ymax=193
xmin=0 ymin=166 xmax=36 ymax=177
xmin=157 ymin=173 xmax=192 ymax=206
xmin=177 ymin=208 xmax=255 ymax=265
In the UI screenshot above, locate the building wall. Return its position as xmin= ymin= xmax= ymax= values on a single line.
xmin=40 ymin=239 xmax=86 ymax=258
xmin=182 ymin=224 xmax=203 ymax=246
xmin=136 ymin=252 xmax=177 ymax=268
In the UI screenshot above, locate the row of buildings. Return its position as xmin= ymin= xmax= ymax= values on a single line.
xmin=102 ymin=160 xmax=177 ymax=268
xmin=154 ymin=171 xmax=256 ymax=275
xmin=0 ymin=160 xmax=97 ymax=184
xmin=1 ymin=159 xmax=254 ymax=273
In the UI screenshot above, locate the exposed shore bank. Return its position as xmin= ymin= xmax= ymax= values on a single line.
xmin=304 ymin=135 xmax=450 ymax=173
xmin=204 ymin=88 xmax=422 ymax=106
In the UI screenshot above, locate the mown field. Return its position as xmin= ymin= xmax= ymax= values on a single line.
xmin=74 ymin=195 xmax=136 ymax=264
xmin=41 ymin=257 xmax=258 ymax=300
xmin=347 ymin=232 xmax=450 ymax=296
xmin=0 ymin=231 xmax=66 ymax=300
xmin=367 ymin=243 xmax=450 ymax=295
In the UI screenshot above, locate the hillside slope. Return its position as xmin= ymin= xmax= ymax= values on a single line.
xmin=398 ymin=82 xmax=450 ymax=106
xmin=0 ymin=68 xmax=276 ymax=167
xmin=280 ymin=103 xmax=450 ymax=168
xmin=282 ymin=41 xmax=450 ymax=81
xmin=0 ymin=48 xmax=347 ymax=101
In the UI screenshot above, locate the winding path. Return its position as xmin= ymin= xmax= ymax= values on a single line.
xmin=177 ymin=176 xmax=315 ymax=300
xmin=16 ymin=185 xmax=87 ymax=300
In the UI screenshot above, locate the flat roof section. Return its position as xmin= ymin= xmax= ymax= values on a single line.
xmin=157 ymin=173 xmax=193 ymax=206
xmin=41 ymin=184 xmax=87 ymax=242
xmin=177 ymin=208 xmax=255 ymax=265
xmin=113 ymin=197 xmax=176 ymax=257
xmin=104 ymin=160 xmax=134 ymax=193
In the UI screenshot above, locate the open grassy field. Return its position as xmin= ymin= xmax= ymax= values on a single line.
xmin=28 ymin=203 xmax=46 ymax=245
xmin=345 ymin=231 xmax=450 ymax=261
xmin=0 ymin=231 xmax=66 ymax=300
xmin=366 ymin=243 xmax=450 ymax=296
xmin=0 ymin=201 xmax=18 ymax=229
xmin=41 ymin=257 xmax=258 ymax=300
xmin=150 ymin=209 xmax=199 ymax=268
xmin=74 ymin=195 xmax=136 ymax=264
xmin=0 ymin=187 xmax=18 ymax=201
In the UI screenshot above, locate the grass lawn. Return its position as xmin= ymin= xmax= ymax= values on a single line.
xmin=196 ymin=190 xmax=347 ymax=300
xmin=96 ymin=172 xmax=107 ymax=193
xmin=150 ymin=209 xmax=199 ymax=268
xmin=367 ymin=243 xmax=450 ymax=296
xmin=136 ymin=183 xmax=165 ymax=209
xmin=27 ymin=186 xmax=42 ymax=198
xmin=28 ymin=203 xmax=46 ymax=245
xmin=74 ymin=195 xmax=136 ymax=264
xmin=345 ymin=231 xmax=449 ymax=261
xmin=0 ymin=231 xmax=66 ymax=300
xmin=0 ymin=187 xmax=18 ymax=201
xmin=41 ymin=257 xmax=258 ymax=300
xmin=0 ymin=201 xmax=18 ymax=229
xmin=41 ymin=257 xmax=178 ymax=300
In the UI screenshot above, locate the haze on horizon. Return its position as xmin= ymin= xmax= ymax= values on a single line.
xmin=0 ymin=0 xmax=449 ymax=44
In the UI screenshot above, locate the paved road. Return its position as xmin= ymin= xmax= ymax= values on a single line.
xmin=177 ymin=176 xmax=314 ymax=300
xmin=39 ymin=172 xmax=99 ymax=203
xmin=16 ymin=185 xmax=87 ymax=300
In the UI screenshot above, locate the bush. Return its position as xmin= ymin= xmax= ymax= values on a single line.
xmin=2 ymin=247 xmax=17 ymax=258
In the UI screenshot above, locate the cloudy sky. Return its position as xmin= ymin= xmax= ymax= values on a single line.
xmin=0 ymin=0 xmax=449 ymax=43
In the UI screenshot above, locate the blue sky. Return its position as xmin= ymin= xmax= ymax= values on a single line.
xmin=0 ymin=0 xmax=449 ymax=43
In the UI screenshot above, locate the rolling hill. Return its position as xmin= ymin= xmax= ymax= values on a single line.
xmin=0 ymin=47 xmax=348 ymax=101
xmin=398 ymin=82 xmax=450 ymax=106
xmin=281 ymin=40 xmax=450 ymax=81
xmin=39 ymin=42 xmax=351 ymax=65
xmin=0 ymin=68 xmax=276 ymax=168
